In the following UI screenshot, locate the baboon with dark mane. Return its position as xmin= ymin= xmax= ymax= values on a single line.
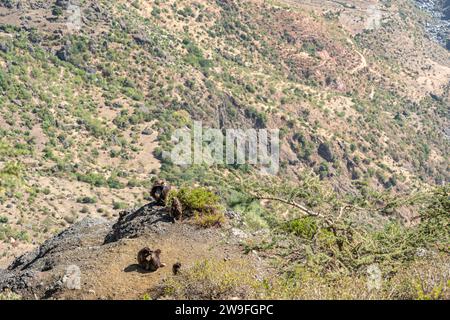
xmin=137 ymin=247 xmax=152 ymax=270
xmin=150 ymin=180 xmax=171 ymax=205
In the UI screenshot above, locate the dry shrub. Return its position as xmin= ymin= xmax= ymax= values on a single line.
xmin=152 ymin=259 xmax=263 ymax=300
xmin=150 ymin=254 xmax=449 ymax=300
xmin=0 ymin=289 xmax=22 ymax=300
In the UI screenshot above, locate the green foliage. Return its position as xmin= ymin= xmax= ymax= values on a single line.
xmin=194 ymin=210 xmax=225 ymax=228
xmin=51 ymin=6 xmax=63 ymax=17
xmin=175 ymin=187 xmax=220 ymax=212
xmin=182 ymin=38 xmax=213 ymax=73
xmin=76 ymin=172 xmax=107 ymax=187
xmin=417 ymin=185 xmax=450 ymax=249
xmin=0 ymin=224 xmax=28 ymax=241
xmin=283 ymin=217 xmax=318 ymax=240
xmin=154 ymin=259 xmax=261 ymax=300
xmin=113 ymin=201 xmax=128 ymax=210
xmin=169 ymin=187 xmax=225 ymax=227
xmin=0 ymin=140 xmax=30 ymax=158
xmin=107 ymin=175 xmax=125 ymax=189
xmin=0 ymin=161 xmax=24 ymax=193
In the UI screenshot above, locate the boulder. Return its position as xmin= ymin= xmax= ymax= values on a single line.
xmin=318 ymin=142 xmax=335 ymax=162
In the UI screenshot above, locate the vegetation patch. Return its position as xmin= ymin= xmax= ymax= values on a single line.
xmin=168 ymin=187 xmax=225 ymax=227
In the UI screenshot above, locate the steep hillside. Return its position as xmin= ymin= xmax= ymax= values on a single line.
xmin=0 ymin=203 xmax=267 ymax=300
xmin=414 ymin=0 xmax=449 ymax=47
xmin=0 ymin=0 xmax=449 ymax=297
xmin=1 ymin=183 xmax=448 ymax=300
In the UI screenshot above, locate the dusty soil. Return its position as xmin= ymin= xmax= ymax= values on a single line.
xmin=57 ymin=228 xmax=248 ymax=300
xmin=0 ymin=204 xmax=265 ymax=300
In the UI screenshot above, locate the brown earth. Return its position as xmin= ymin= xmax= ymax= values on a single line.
xmin=0 ymin=204 xmax=267 ymax=300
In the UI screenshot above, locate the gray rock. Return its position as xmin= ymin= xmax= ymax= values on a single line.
xmin=104 ymin=204 xmax=173 ymax=244
xmin=318 ymin=142 xmax=335 ymax=162
xmin=414 ymin=0 xmax=450 ymax=49
xmin=55 ymin=0 xmax=70 ymax=10
xmin=56 ymin=43 xmax=72 ymax=62
xmin=0 ymin=269 xmax=37 ymax=292
xmin=0 ymin=43 xmax=10 ymax=53
xmin=141 ymin=127 xmax=153 ymax=135
xmin=8 ymin=217 xmax=109 ymax=272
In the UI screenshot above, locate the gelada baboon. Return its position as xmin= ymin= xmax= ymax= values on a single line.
xmin=137 ymin=248 xmax=166 ymax=272
xmin=172 ymin=262 xmax=181 ymax=275
xmin=148 ymin=249 xmax=166 ymax=271
xmin=150 ymin=180 xmax=171 ymax=205
xmin=170 ymin=197 xmax=183 ymax=222
xmin=137 ymin=247 xmax=152 ymax=269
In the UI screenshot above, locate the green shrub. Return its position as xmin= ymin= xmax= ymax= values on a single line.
xmin=107 ymin=176 xmax=125 ymax=189
xmin=76 ymin=172 xmax=107 ymax=187
xmin=52 ymin=6 xmax=63 ymax=16
xmin=283 ymin=217 xmax=318 ymax=240
xmin=113 ymin=201 xmax=128 ymax=210
xmin=0 ymin=225 xmax=28 ymax=241
xmin=194 ymin=210 xmax=225 ymax=228
xmin=175 ymin=187 xmax=220 ymax=212
xmin=0 ymin=289 xmax=22 ymax=300
xmin=76 ymin=196 xmax=97 ymax=204
xmin=153 ymin=259 xmax=261 ymax=300
xmin=168 ymin=187 xmax=225 ymax=227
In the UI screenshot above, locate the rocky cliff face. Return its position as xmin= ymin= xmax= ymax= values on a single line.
xmin=443 ymin=0 xmax=450 ymax=19
xmin=414 ymin=0 xmax=450 ymax=48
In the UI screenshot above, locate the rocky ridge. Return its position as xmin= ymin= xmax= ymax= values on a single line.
xmin=0 ymin=202 xmax=250 ymax=300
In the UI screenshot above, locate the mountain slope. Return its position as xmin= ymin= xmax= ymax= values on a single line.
xmin=0 ymin=0 xmax=449 ymax=292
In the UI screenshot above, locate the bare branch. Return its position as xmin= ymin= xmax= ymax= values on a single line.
xmin=250 ymin=194 xmax=322 ymax=217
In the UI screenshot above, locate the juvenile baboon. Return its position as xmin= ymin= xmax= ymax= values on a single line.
xmin=172 ymin=262 xmax=181 ymax=275
xmin=150 ymin=180 xmax=171 ymax=205
xmin=137 ymin=247 xmax=152 ymax=270
xmin=147 ymin=249 xmax=166 ymax=272
xmin=170 ymin=197 xmax=183 ymax=222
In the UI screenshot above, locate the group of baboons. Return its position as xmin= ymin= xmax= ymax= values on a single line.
xmin=149 ymin=180 xmax=183 ymax=222
xmin=137 ymin=247 xmax=181 ymax=275
xmin=136 ymin=180 xmax=183 ymax=275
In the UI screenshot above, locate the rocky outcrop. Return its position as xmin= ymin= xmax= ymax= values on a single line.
xmin=318 ymin=142 xmax=335 ymax=162
xmin=7 ymin=217 xmax=110 ymax=272
xmin=0 ymin=217 xmax=110 ymax=296
xmin=104 ymin=203 xmax=173 ymax=244
xmin=0 ymin=204 xmax=177 ymax=298
xmin=444 ymin=0 xmax=450 ymax=19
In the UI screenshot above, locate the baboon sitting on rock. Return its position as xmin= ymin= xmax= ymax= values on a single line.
xmin=150 ymin=180 xmax=185 ymax=223
xmin=150 ymin=180 xmax=171 ymax=205
xmin=170 ymin=197 xmax=183 ymax=222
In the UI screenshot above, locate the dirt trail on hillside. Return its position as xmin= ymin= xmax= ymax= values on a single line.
xmin=351 ymin=48 xmax=368 ymax=74
xmin=345 ymin=38 xmax=368 ymax=74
